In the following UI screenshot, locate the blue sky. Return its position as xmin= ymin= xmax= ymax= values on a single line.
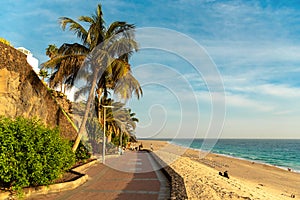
xmin=1 ymin=0 xmax=300 ymax=139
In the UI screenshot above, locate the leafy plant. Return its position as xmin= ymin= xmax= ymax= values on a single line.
xmin=0 ymin=37 xmax=11 ymax=46
xmin=72 ymin=141 xmax=91 ymax=162
xmin=0 ymin=116 xmax=75 ymax=192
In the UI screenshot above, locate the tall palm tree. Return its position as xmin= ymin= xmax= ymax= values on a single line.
xmin=110 ymin=106 xmax=138 ymax=147
xmin=95 ymin=96 xmax=121 ymax=143
xmin=43 ymin=4 xmax=141 ymax=96
xmin=116 ymin=108 xmax=139 ymax=148
xmin=44 ymin=4 xmax=143 ymax=152
xmin=95 ymin=96 xmax=138 ymax=147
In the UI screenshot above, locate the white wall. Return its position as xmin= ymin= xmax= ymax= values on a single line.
xmin=16 ymin=47 xmax=40 ymax=74
xmin=27 ymin=54 xmax=39 ymax=74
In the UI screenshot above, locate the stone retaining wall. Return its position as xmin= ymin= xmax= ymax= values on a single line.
xmin=148 ymin=151 xmax=188 ymax=199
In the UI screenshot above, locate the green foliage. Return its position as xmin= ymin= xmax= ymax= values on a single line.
xmin=0 ymin=37 xmax=11 ymax=46
xmin=38 ymin=69 xmax=49 ymax=81
xmin=0 ymin=116 xmax=75 ymax=191
xmin=111 ymin=133 xmax=129 ymax=148
xmin=72 ymin=141 xmax=91 ymax=162
xmin=86 ymin=117 xmax=103 ymax=153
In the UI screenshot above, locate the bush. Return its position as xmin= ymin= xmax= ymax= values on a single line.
xmin=0 ymin=37 xmax=12 ymax=46
xmin=0 ymin=116 xmax=75 ymax=191
xmin=72 ymin=141 xmax=91 ymax=162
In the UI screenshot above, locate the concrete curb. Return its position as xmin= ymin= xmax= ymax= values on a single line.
xmin=23 ymin=173 xmax=88 ymax=197
xmin=72 ymin=159 xmax=99 ymax=173
xmin=0 ymin=159 xmax=99 ymax=200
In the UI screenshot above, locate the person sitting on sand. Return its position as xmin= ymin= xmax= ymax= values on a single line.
xmin=223 ymin=171 xmax=229 ymax=179
xmin=219 ymin=171 xmax=229 ymax=179
xmin=291 ymin=193 xmax=295 ymax=198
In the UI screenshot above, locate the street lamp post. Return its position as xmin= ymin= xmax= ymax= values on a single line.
xmin=119 ymin=124 xmax=126 ymax=155
xmin=102 ymin=105 xmax=114 ymax=164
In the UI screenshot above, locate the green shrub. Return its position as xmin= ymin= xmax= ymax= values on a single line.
xmin=0 ymin=37 xmax=11 ymax=46
xmin=0 ymin=116 xmax=75 ymax=191
xmin=71 ymin=141 xmax=91 ymax=162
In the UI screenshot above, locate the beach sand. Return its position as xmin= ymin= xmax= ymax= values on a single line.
xmin=140 ymin=140 xmax=300 ymax=199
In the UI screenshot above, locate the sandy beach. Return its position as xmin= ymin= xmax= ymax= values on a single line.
xmin=140 ymin=140 xmax=300 ymax=199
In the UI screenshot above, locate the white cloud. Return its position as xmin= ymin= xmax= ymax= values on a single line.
xmin=226 ymin=92 xmax=274 ymax=112
xmin=202 ymin=41 xmax=300 ymax=69
xmin=257 ymin=84 xmax=300 ymax=98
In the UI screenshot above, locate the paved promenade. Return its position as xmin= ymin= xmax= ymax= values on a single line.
xmin=29 ymin=151 xmax=170 ymax=200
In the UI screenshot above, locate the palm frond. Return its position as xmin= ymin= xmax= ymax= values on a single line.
xmin=114 ymin=73 xmax=143 ymax=100
xmin=58 ymin=43 xmax=89 ymax=55
xmin=78 ymin=16 xmax=95 ymax=24
xmin=41 ymin=54 xmax=70 ymax=70
xmin=106 ymin=22 xmax=135 ymax=39
xmin=59 ymin=17 xmax=88 ymax=44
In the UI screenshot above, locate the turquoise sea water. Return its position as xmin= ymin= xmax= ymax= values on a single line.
xmin=166 ymin=139 xmax=300 ymax=172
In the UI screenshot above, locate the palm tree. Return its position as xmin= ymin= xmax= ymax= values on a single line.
xmin=44 ymin=44 xmax=58 ymax=76
xmin=126 ymin=109 xmax=139 ymax=133
xmin=95 ymin=96 xmax=138 ymax=147
xmin=120 ymin=108 xmax=139 ymax=147
xmin=43 ymin=43 xmax=88 ymax=92
xmin=45 ymin=44 xmax=58 ymax=59
xmin=38 ymin=69 xmax=49 ymax=82
xmin=95 ymin=96 xmax=121 ymax=143
xmin=45 ymin=4 xmax=143 ymax=152
xmin=43 ymin=4 xmax=142 ymax=97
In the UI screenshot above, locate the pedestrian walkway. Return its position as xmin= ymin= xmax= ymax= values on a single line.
xmin=28 ymin=151 xmax=170 ymax=200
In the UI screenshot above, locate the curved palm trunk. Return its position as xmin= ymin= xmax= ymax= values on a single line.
xmin=72 ymin=67 xmax=100 ymax=152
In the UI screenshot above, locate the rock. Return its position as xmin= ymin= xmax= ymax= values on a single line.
xmin=0 ymin=42 xmax=77 ymax=140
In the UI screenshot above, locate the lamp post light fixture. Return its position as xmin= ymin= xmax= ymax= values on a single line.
xmin=101 ymin=105 xmax=114 ymax=164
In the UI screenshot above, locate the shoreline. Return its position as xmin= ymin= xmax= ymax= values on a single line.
xmin=140 ymin=139 xmax=300 ymax=199
xmin=156 ymin=139 xmax=300 ymax=173
xmin=185 ymin=147 xmax=300 ymax=174
xmin=207 ymin=151 xmax=300 ymax=174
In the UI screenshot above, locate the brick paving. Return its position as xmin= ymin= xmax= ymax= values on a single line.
xmin=28 ymin=151 xmax=170 ymax=200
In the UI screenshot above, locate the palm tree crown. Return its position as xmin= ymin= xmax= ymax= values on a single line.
xmin=43 ymin=4 xmax=142 ymax=99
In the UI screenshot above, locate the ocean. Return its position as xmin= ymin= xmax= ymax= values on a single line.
xmin=166 ymin=139 xmax=300 ymax=172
